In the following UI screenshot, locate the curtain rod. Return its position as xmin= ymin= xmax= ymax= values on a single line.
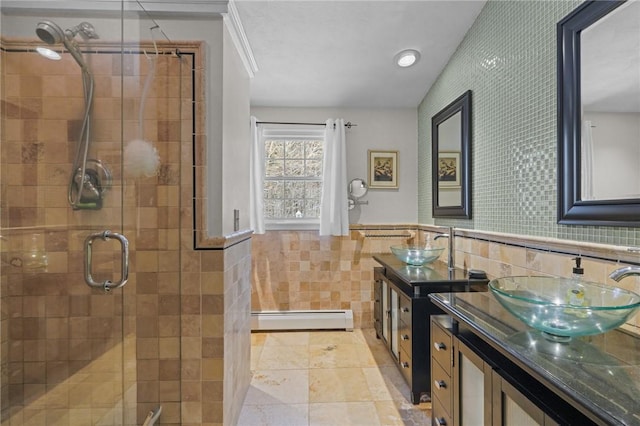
xmin=256 ymin=121 xmax=357 ymax=129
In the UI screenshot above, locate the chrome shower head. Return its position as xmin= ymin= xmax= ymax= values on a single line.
xmin=36 ymin=20 xmax=99 ymax=44
xmin=35 ymin=20 xmax=98 ymax=72
xmin=36 ymin=20 xmax=66 ymax=45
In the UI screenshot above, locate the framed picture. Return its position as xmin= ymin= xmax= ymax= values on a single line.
xmin=438 ymin=151 xmax=461 ymax=187
xmin=368 ymin=150 xmax=398 ymax=189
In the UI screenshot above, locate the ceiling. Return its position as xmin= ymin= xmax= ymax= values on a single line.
xmin=580 ymin=0 xmax=640 ymax=113
xmin=233 ymin=1 xmax=486 ymax=108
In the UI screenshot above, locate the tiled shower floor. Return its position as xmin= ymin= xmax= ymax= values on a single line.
xmin=238 ymin=329 xmax=432 ymax=426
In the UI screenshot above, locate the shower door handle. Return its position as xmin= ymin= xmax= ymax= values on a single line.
xmin=84 ymin=230 xmax=129 ymax=292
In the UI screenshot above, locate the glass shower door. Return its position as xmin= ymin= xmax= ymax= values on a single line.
xmin=2 ymin=1 xmax=188 ymax=423
xmin=0 ymin=2 xmax=131 ymax=424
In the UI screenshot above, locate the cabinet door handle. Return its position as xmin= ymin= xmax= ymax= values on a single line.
xmin=401 ymin=334 xmax=409 ymax=341
xmin=401 ymin=362 xmax=409 ymax=368
xmin=401 ymin=307 xmax=410 ymax=313
xmin=434 ymin=342 xmax=446 ymax=351
xmin=434 ymin=380 xmax=447 ymax=389
xmin=435 ymin=417 xmax=447 ymax=426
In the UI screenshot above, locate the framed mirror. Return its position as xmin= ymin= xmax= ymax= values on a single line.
xmin=558 ymin=0 xmax=640 ymax=226
xmin=432 ymin=90 xmax=472 ymax=218
xmin=349 ymin=178 xmax=368 ymax=199
xmin=348 ymin=178 xmax=369 ymax=210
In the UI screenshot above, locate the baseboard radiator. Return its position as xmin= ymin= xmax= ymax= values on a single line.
xmin=251 ymin=310 xmax=354 ymax=331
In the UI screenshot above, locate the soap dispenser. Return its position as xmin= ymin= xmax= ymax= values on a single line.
xmin=572 ymin=256 xmax=584 ymax=279
xmin=567 ymin=257 xmax=585 ymax=307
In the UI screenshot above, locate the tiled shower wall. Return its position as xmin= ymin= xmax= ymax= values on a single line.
xmin=417 ymin=0 xmax=640 ymax=247
xmin=0 ymin=40 xmax=188 ymax=424
xmin=0 ymin=37 xmax=248 ymax=426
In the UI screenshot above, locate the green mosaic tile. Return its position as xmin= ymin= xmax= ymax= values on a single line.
xmin=418 ymin=0 xmax=640 ymax=248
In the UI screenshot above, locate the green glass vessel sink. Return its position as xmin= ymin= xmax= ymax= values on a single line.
xmin=489 ymin=276 xmax=640 ymax=341
xmin=390 ymin=245 xmax=444 ymax=266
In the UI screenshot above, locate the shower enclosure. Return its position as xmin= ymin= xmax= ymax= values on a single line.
xmin=1 ymin=1 xmax=191 ymax=424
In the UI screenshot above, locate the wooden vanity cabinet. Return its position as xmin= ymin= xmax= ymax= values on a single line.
xmin=455 ymin=337 xmax=560 ymax=426
xmin=431 ymin=315 xmax=454 ymax=426
xmin=373 ymin=259 xmax=488 ymax=405
xmin=374 ymin=267 xmax=437 ymax=403
xmin=453 ymin=334 xmax=494 ymax=426
xmin=398 ymin=292 xmax=413 ymax=385
xmin=492 ymin=372 xmax=560 ymax=426
xmin=373 ymin=268 xmax=383 ymax=339
xmin=431 ymin=316 xmax=578 ymax=426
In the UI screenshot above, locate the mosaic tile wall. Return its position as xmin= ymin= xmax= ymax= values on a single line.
xmin=418 ymin=0 xmax=640 ymax=248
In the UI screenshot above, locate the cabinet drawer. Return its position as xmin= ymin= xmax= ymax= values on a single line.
xmin=431 ymin=360 xmax=452 ymax=416
xmin=432 ymin=397 xmax=453 ymax=426
xmin=399 ymin=294 xmax=412 ymax=326
xmin=399 ymin=347 xmax=412 ymax=385
xmin=399 ymin=321 xmax=412 ymax=355
xmin=431 ymin=321 xmax=452 ymax=373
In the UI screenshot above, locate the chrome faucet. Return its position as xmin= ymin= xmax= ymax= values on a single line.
xmin=434 ymin=226 xmax=455 ymax=271
xmin=609 ymin=265 xmax=640 ymax=281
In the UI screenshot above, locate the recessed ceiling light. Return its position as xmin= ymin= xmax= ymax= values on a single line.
xmin=395 ymin=49 xmax=420 ymax=68
xmin=36 ymin=46 xmax=62 ymax=60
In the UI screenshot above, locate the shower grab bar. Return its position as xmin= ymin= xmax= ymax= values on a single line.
xmin=84 ymin=230 xmax=129 ymax=292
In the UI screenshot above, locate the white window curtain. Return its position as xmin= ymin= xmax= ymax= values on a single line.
xmin=319 ymin=118 xmax=349 ymax=236
xmin=249 ymin=116 xmax=265 ymax=234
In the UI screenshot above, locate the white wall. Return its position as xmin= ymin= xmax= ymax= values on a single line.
xmin=251 ymin=107 xmax=418 ymax=224
xmin=584 ymin=111 xmax=640 ymax=200
xmin=221 ymin=23 xmax=251 ymax=234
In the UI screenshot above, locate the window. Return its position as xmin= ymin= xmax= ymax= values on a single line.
xmin=262 ymin=127 xmax=325 ymax=230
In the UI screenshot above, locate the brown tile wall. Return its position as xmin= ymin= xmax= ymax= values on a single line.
xmin=222 ymin=240 xmax=252 ymax=426
xmin=252 ymin=226 xmax=640 ymax=334
xmin=0 ymin=38 xmax=252 ymax=426
xmin=0 ymin=40 xmax=157 ymax=425
xmin=251 ymin=228 xmax=418 ymax=328
xmin=440 ymin=228 xmax=640 ymax=333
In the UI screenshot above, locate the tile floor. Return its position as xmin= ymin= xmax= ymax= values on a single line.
xmin=238 ymin=328 xmax=432 ymax=426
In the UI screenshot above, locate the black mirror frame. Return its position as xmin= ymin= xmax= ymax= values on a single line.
xmin=432 ymin=90 xmax=472 ymax=219
xmin=558 ymin=0 xmax=640 ymax=226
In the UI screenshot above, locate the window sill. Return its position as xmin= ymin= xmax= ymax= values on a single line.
xmin=265 ymin=220 xmax=320 ymax=231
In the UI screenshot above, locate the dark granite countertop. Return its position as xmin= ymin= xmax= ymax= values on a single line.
xmin=373 ymin=254 xmax=469 ymax=285
xmin=429 ymin=291 xmax=640 ymax=426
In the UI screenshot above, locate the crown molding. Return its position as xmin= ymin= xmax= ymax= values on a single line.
xmin=222 ymin=0 xmax=258 ymax=78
